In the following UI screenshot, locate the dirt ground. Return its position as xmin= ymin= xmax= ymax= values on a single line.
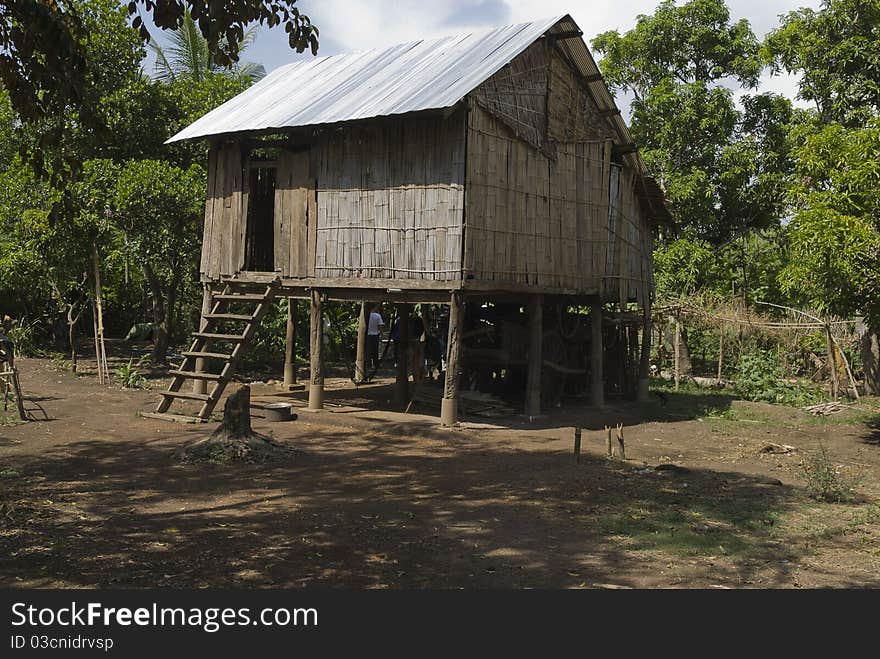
xmin=1 ymin=346 xmax=879 ymax=589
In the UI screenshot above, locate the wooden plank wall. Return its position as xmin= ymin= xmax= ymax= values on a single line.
xmin=312 ymin=111 xmax=466 ymax=281
xmin=273 ymin=149 xmax=312 ymax=278
xmin=201 ymin=142 xmax=245 ymax=280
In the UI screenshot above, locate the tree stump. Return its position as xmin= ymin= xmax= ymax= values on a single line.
xmin=178 ymin=385 xmax=293 ymax=463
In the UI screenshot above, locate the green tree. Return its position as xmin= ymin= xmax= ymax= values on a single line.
xmin=779 ymin=120 xmax=880 ymax=328
xmin=593 ymin=1 xmax=791 ymax=246
xmin=0 ymin=0 xmax=317 ymax=177
xmin=150 ymin=10 xmax=266 ymax=83
xmin=111 ymin=159 xmax=206 ymax=363
xmin=764 ymin=0 xmax=880 ymax=127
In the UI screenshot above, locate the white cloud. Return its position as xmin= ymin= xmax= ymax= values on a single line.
xmin=152 ymin=0 xmax=824 ymax=109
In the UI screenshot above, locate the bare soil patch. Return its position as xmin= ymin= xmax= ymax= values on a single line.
xmin=1 ymin=349 xmax=878 ymax=588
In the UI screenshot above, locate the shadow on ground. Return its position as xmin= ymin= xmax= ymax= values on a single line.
xmin=0 ymin=419 xmax=843 ymax=589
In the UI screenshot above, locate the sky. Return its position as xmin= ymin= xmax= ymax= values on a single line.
xmin=144 ymin=0 xmax=824 ymax=114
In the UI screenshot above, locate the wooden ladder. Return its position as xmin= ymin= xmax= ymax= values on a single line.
xmin=144 ymin=283 xmax=279 ymax=423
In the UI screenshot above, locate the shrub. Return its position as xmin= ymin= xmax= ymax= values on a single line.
xmin=115 ymin=359 xmax=147 ymax=389
xmin=735 ymin=350 xmax=824 ymax=406
xmin=800 ymin=441 xmax=863 ymax=503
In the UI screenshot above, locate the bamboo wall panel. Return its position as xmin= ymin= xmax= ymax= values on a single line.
xmin=547 ymin=49 xmax=616 ymax=143
xmin=472 ymin=41 xmax=551 ymax=154
xmin=465 ymin=104 xmax=652 ymax=301
xmin=312 ymin=111 xmax=465 ymax=281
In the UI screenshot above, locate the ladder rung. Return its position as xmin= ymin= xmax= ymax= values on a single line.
xmin=213 ymin=293 xmax=267 ymax=301
xmin=182 ymin=351 xmax=232 ymax=360
xmin=160 ymin=391 xmax=211 ymax=402
xmin=193 ymin=332 xmax=246 ymax=341
xmin=204 ymin=313 xmax=255 ymax=321
xmin=170 ymin=370 xmax=222 ymax=381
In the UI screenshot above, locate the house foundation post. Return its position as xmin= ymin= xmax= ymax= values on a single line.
xmin=308 ymin=289 xmax=324 ymax=410
xmin=441 ymin=291 xmax=463 ymax=426
xmin=590 ymin=298 xmax=605 ymax=408
xmin=282 ymin=297 xmax=298 ymax=389
xmin=525 ymin=295 xmax=543 ymax=417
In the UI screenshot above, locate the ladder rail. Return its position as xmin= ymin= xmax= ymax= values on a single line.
xmin=155 ymin=283 xmax=279 ymax=421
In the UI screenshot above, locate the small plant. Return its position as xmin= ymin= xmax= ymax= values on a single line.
xmin=800 ymin=441 xmax=863 ymax=503
xmin=115 ymin=359 xmax=148 ymax=389
xmin=50 ymin=353 xmax=72 ymax=372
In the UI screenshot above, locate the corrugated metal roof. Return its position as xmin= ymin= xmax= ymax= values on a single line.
xmin=167 ymin=14 xmax=670 ymax=222
xmin=167 ymin=16 xmax=562 ymax=143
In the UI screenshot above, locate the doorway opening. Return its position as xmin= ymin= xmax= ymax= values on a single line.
xmin=245 ymin=165 xmax=276 ymax=271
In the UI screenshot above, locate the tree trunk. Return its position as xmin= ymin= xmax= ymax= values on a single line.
xmin=142 ymin=263 xmax=170 ymax=364
xmin=178 ymin=385 xmax=291 ymax=463
xmin=859 ymin=321 xmax=880 ymax=396
xmin=67 ymin=304 xmax=78 ymax=372
xmin=214 ymin=385 xmax=254 ymax=438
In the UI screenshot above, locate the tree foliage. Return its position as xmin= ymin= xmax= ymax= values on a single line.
xmin=593 ymin=0 xmax=794 ymax=248
xmin=150 ymin=9 xmax=266 ymax=83
xmin=0 ymin=0 xmax=314 ymax=178
xmin=780 ymin=121 xmax=880 ymax=328
xmin=764 ymin=0 xmax=880 ymax=127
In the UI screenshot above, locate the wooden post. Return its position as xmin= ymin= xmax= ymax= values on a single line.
xmin=717 ymin=324 xmax=724 ymax=384
xmin=308 ymin=289 xmax=324 ymax=410
xmin=825 ymin=324 xmax=839 ymax=399
xmin=616 ymin=423 xmax=626 ymax=461
xmin=525 ymin=295 xmax=543 ymax=417
xmin=637 ymin=301 xmax=651 ymax=401
xmin=91 ymin=297 xmax=101 ymax=384
xmin=395 ymin=303 xmax=410 ymax=406
xmin=354 ymin=301 xmax=367 ymax=384
xmin=605 ymin=425 xmax=613 ymax=458
xmin=673 ymin=315 xmax=681 ymax=392
xmin=91 ymin=243 xmax=108 ymax=384
xmin=590 ymin=299 xmax=604 ymax=408
xmin=573 ymin=427 xmax=582 ymax=464
xmin=193 ymin=284 xmax=213 ymax=395
xmin=282 ymin=297 xmax=298 ymax=389
xmin=441 ymin=291 xmax=463 ymax=426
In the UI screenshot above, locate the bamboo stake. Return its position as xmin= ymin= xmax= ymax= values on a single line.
xmin=830 ymin=331 xmax=860 ymax=402
xmin=673 ymin=315 xmax=681 ymax=392
xmin=717 ymin=325 xmax=724 ymax=384
xmin=605 ymin=425 xmax=613 ymax=458
xmin=825 ymin=324 xmax=840 ymax=399
xmin=616 ymin=423 xmax=625 ymax=461
xmin=91 ymin=243 xmax=109 ymax=384
xmin=573 ymin=427 xmax=582 ymax=464
xmin=91 ymin=297 xmax=102 ymax=385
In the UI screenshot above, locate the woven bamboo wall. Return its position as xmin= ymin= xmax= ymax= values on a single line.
xmin=464 ymin=43 xmax=654 ymax=304
xmin=312 ymin=111 xmax=466 ymax=281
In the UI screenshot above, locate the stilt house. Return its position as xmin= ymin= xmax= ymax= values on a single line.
xmin=152 ymin=14 xmax=670 ymax=424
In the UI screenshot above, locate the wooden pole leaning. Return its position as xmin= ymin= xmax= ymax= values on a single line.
xmin=441 ymin=291 xmax=463 ymax=426
xmin=308 ymin=289 xmax=324 ymax=410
